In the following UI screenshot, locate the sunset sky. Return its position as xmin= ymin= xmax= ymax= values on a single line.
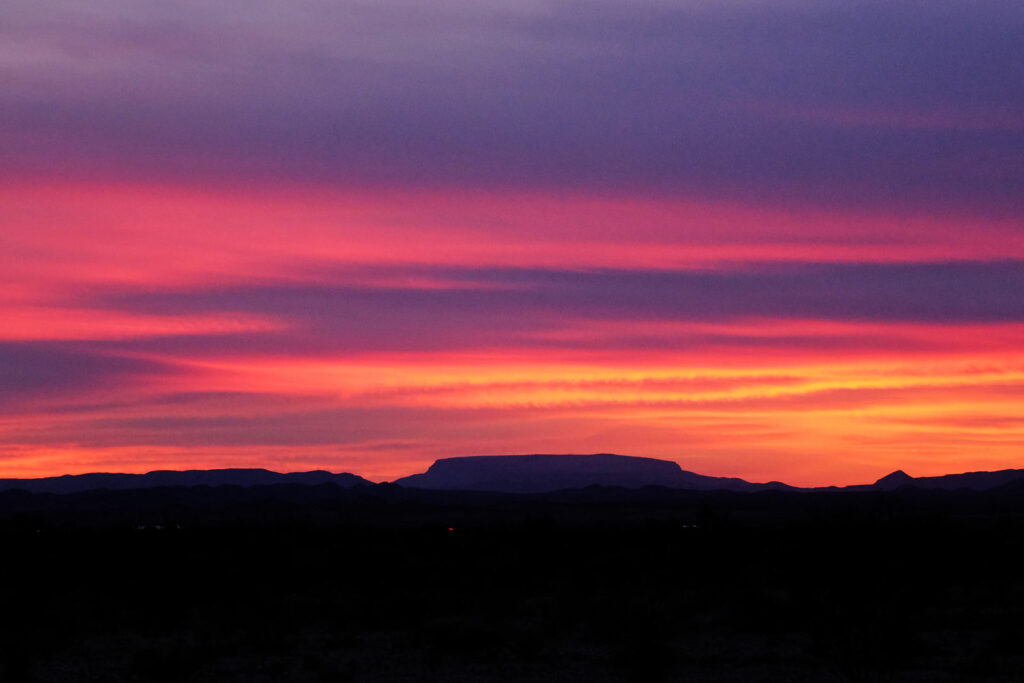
xmin=2 ymin=0 xmax=1023 ymax=485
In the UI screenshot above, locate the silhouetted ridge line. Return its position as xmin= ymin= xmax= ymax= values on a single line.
xmin=392 ymin=453 xmax=792 ymax=493
xmin=868 ymin=468 xmax=1024 ymax=492
xmin=5 ymin=459 xmax=1024 ymax=496
xmin=873 ymin=470 xmax=915 ymax=490
xmin=0 ymin=468 xmax=372 ymax=495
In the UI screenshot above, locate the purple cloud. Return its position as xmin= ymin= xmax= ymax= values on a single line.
xmin=0 ymin=342 xmax=167 ymax=405
xmin=1 ymin=1 xmax=1022 ymax=211
xmin=51 ymin=259 xmax=1024 ymax=358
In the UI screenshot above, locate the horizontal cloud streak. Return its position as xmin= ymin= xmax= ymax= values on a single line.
xmin=99 ymin=261 xmax=1024 ymax=335
xmin=0 ymin=343 xmax=168 ymax=405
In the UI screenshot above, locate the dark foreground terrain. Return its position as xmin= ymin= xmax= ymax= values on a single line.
xmin=3 ymin=483 xmax=1024 ymax=682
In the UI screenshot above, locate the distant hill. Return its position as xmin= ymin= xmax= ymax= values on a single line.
xmin=4 ymin=460 xmax=1024 ymax=497
xmin=872 ymin=470 xmax=915 ymax=491
xmin=392 ymin=453 xmax=793 ymax=493
xmin=0 ymin=468 xmax=372 ymax=495
xmin=870 ymin=468 xmax=1024 ymax=492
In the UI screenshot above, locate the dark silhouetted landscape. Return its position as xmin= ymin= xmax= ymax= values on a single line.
xmin=0 ymin=467 xmax=372 ymax=495
xmin=3 ymin=454 xmax=1024 ymax=681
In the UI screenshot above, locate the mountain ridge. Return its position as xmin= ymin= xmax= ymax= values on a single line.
xmin=393 ymin=453 xmax=793 ymax=494
xmin=0 ymin=468 xmax=372 ymax=495
xmin=2 ymin=455 xmax=1023 ymax=495
xmin=872 ymin=468 xmax=1024 ymax=492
